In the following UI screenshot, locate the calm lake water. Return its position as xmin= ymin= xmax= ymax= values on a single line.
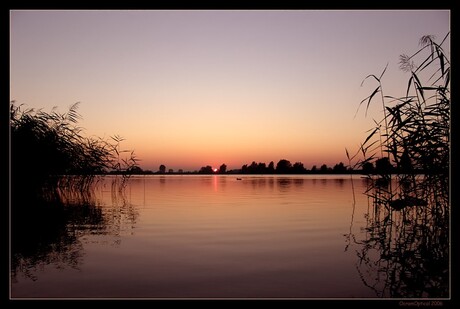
xmin=10 ymin=175 xmax=449 ymax=299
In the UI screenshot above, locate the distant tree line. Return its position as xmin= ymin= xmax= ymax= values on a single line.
xmin=240 ymin=159 xmax=348 ymax=174
xmin=127 ymin=158 xmax=412 ymax=175
xmin=237 ymin=158 xmax=421 ymax=175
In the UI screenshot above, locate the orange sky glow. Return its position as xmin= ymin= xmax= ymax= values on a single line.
xmin=10 ymin=10 xmax=450 ymax=171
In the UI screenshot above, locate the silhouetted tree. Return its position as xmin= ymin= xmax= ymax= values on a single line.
xmin=199 ymin=165 xmax=213 ymax=174
xmin=257 ymin=162 xmax=267 ymax=173
xmin=375 ymin=157 xmax=393 ymax=175
xmin=311 ymin=165 xmax=318 ymax=173
xmin=397 ymin=150 xmax=413 ymax=174
xmin=168 ymin=169 xmax=174 ymax=173
xmin=276 ymin=159 xmax=292 ymax=174
xmin=159 ymin=164 xmax=166 ymax=174
xmin=333 ymin=162 xmax=347 ymax=173
xmin=249 ymin=161 xmax=258 ymax=173
xmin=241 ymin=161 xmax=268 ymax=174
xmin=362 ymin=162 xmax=374 ymax=174
xmin=320 ymin=164 xmax=329 ymax=173
xmin=128 ymin=166 xmax=143 ymax=174
xmin=292 ymin=162 xmax=306 ymax=174
xmin=219 ymin=164 xmax=227 ymax=174
xmin=267 ymin=161 xmax=275 ymax=173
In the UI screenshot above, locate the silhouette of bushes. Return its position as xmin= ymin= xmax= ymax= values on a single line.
xmin=10 ymin=101 xmax=138 ymax=197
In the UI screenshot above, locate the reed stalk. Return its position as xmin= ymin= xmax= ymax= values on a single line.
xmin=348 ymin=33 xmax=450 ymax=210
xmin=10 ymin=101 xmax=139 ymax=201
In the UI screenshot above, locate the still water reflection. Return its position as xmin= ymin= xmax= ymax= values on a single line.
xmin=10 ymin=175 xmax=449 ymax=298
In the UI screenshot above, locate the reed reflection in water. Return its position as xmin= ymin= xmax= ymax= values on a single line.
xmin=11 ymin=176 xmax=138 ymax=285
xmin=11 ymin=175 xmax=449 ymax=298
xmin=345 ymin=176 xmax=449 ymax=298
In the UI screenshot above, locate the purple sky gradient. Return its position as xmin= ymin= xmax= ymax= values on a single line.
xmin=10 ymin=10 xmax=450 ymax=171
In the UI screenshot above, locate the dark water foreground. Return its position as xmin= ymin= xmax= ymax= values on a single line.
xmin=10 ymin=175 xmax=449 ymax=299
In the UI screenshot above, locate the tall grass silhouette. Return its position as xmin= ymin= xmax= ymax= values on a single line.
xmin=10 ymin=101 xmax=140 ymax=279
xmin=10 ymin=101 xmax=139 ymax=200
xmin=345 ymin=34 xmax=450 ymax=298
xmin=347 ymin=33 xmax=450 ymax=210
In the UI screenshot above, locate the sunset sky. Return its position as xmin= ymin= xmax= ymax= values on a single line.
xmin=10 ymin=10 xmax=450 ymax=171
